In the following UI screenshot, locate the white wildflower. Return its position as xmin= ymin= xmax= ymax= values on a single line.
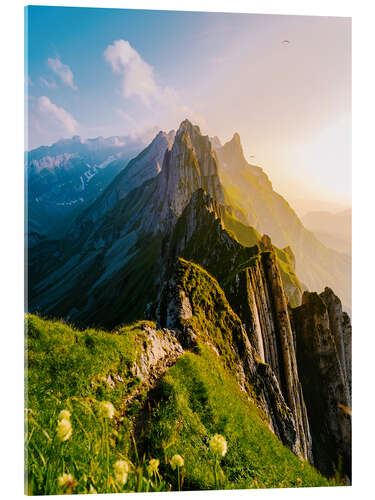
xmin=209 ymin=434 xmax=227 ymax=457
xmin=170 ymin=454 xmax=184 ymax=470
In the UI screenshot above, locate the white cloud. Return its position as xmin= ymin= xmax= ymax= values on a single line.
xmin=104 ymin=40 xmax=159 ymax=105
xmin=105 ymin=39 xmax=207 ymax=132
xmin=47 ymin=57 xmax=77 ymax=90
xmin=40 ymin=76 xmax=57 ymax=89
xmin=37 ymin=96 xmax=78 ymax=135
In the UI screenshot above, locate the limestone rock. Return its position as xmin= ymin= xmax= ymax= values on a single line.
xmin=292 ymin=290 xmax=352 ymax=478
xmin=157 ymin=257 xmax=308 ymax=459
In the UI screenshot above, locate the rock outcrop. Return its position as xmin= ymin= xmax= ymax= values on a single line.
xmin=125 ymin=323 xmax=184 ymax=406
xmin=157 ymin=257 xmax=310 ymax=460
xmin=292 ymin=289 xmax=352 ymax=478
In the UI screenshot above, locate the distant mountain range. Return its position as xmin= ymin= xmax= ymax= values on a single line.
xmin=25 ymin=134 xmax=147 ymax=241
xmin=301 ymin=209 xmax=351 ymax=256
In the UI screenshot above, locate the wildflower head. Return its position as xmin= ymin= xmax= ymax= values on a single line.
xmin=58 ymin=473 xmax=76 ymax=489
xmin=89 ymin=484 xmax=97 ymax=494
xmin=113 ymin=460 xmax=129 ymax=485
xmin=58 ymin=409 xmax=71 ymax=421
xmin=209 ymin=434 xmax=227 ymax=457
xmin=56 ymin=418 xmax=72 ymax=442
xmin=170 ymin=454 xmax=184 ymax=470
xmin=147 ymin=458 xmax=160 ymax=476
xmin=99 ymin=401 xmax=116 ymax=419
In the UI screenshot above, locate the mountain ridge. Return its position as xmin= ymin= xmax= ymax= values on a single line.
xmin=26 ymin=118 xmax=352 ymax=487
xmin=214 ymin=132 xmax=351 ymax=313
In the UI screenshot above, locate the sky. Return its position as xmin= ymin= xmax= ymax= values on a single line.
xmin=25 ymin=6 xmax=351 ymax=208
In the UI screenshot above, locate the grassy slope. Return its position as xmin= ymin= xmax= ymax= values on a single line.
xmin=26 ymin=314 xmax=147 ymax=495
xmin=221 ymin=210 xmax=302 ymax=308
xmin=26 ymin=313 xmax=335 ymax=494
xmin=143 ymin=345 xmax=334 ymax=490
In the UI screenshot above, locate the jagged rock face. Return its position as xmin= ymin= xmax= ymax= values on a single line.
xmin=320 ymin=288 xmax=352 ymax=402
xmin=216 ymin=132 xmax=247 ymax=171
xmin=28 ymin=119 xmax=352 ymax=481
xmin=223 ymin=251 xmax=311 ymax=461
xmin=141 ymin=120 xmax=225 ymax=234
xmin=130 ymin=324 xmax=184 ymax=387
xmin=164 ymin=191 xmax=312 ymax=460
xmin=167 ymin=189 xmax=251 ymax=277
xmin=28 ymin=122 xmax=227 ymax=324
xmin=292 ymin=289 xmax=352 ymax=478
xmin=260 ymin=250 xmax=313 ymax=461
xmin=157 ymin=257 xmax=310 ymax=460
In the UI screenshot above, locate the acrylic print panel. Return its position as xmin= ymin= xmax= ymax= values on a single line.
xmin=25 ymin=5 xmax=351 ymax=495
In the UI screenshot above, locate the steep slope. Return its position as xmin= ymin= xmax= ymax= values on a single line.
xmin=26 ymin=134 xmax=145 ymax=238
xmin=26 ymin=314 xmax=334 ymax=494
xmin=215 ymin=134 xmax=351 ymax=313
xmin=157 ymin=257 xmax=311 ymax=460
xmin=26 ymin=119 xmax=352 ymax=490
xmin=166 ymin=189 xmax=302 ymax=308
xmin=292 ymin=289 xmax=352 ymax=478
xmin=70 ymin=130 xmax=175 ymax=241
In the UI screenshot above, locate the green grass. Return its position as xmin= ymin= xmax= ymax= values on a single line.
xmin=141 ymin=345 xmax=336 ymax=490
xmin=25 ymin=313 xmax=337 ymax=495
xmin=25 ymin=314 xmax=168 ymax=495
xmin=222 ymin=209 xmax=260 ymax=248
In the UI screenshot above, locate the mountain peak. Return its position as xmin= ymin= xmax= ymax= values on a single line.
xmin=153 ymin=129 xmax=174 ymax=145
xmin=232 ymin=132 xmax=241 ymax=144
xmin=176 ymin=118 xmax=201 ymax=138
xmin=144 ymin=119 xmax=225 ymax=233
xmin=215 ymin=131 xmax=247 ymax=171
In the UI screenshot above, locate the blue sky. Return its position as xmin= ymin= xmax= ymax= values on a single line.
xmin=25 ymin=6 xmax=351 ymax=207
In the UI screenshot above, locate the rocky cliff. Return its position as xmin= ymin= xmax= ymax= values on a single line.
xmin=157 ymin=186 xmax=351 ymax=471
xmin=292 ymin=289 xmax=352 ymax=478
xmin=139 ymin=120 xmax=225 ymax=235
xmin=157 ymin=257 xmax=308 ymax=459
